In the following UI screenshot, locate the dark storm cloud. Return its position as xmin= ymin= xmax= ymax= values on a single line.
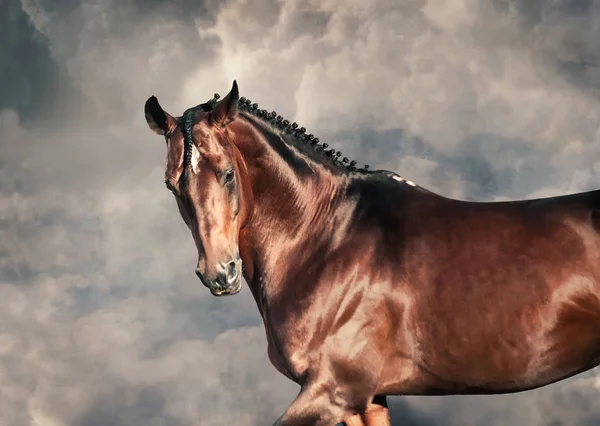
xmin=3 ymin=0 xmax=600 ymax=425
xmin=0 ymin=0 xmax=84 ymax=122
xmin=492 ymin=0 xmax=600 ymax=101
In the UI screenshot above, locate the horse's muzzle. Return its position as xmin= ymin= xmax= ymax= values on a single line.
xmin=196 ymin=258 xmax=243 ymax=296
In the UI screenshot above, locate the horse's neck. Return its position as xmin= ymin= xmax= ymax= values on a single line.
xmin=235 ymin=125 xmax=349 ymax=309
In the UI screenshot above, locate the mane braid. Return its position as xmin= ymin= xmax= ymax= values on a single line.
xmin=211 ymin=93 xmax=371 ymax=174
xmin=180 ymin=107 xmax=198 ymax=169
xmin=179 ymin=94 xmax=220 ymax=171
xmin=182 ymin=92 xmax=371 ymax=174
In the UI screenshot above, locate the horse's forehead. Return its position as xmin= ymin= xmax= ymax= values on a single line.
xmin=193 ymin=127 xmax=229 ymax=159
xmin=164 ymin=122 xmax=230 ymax=177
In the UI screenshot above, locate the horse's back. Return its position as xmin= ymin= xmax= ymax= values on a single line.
xmin=360 ymin=176 xmax=600 ymax=395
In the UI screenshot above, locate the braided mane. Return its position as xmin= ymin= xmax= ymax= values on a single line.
xmin=180 ymin=93 xmax=371 ymax=175
xmin=180 ymin=107 xmax=199 ymax=168
xmin=235 ymin=95 xmax=370 ymax=174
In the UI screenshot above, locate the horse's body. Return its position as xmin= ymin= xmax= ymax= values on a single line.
xmin=262 ymin=173 xmax=600 ymax=394
xmin=145 ymin=82 xmax=600 ymax=425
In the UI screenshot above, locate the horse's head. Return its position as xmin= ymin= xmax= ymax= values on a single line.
xmin=144 ymin=81 xmax=249 ymax=296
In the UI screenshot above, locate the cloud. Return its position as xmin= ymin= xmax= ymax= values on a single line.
xmin=3 ymin=0 xmax=600 ymax=425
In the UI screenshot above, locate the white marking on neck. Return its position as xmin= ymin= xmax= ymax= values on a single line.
xmin=191 ymin=144 xmax=201 ymax=174
xmin=392 ymin=175 xmax=416 ymax=187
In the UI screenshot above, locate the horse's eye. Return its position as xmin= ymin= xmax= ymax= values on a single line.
xmin=224 ymin=169 xmax=235 ymax=184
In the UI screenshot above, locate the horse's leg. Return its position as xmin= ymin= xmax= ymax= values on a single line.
xmin=342 ymin=395 xmax=390 ymax=426
xmin=272 ymin=380 xmax=353 ymax=426
xmin=360 ymin=395 xmax=390 ymax=426
xmin=342 ymin=414 xmax=365 ymax=426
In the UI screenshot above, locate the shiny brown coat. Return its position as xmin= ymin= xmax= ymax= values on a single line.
xmin=145 ymin=81 xmax=600 ymax=426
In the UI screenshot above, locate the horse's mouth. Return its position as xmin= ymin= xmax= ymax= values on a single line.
xmin=210 ymin=281 xmax=242 ymax=297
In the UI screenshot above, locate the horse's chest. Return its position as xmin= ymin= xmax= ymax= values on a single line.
xmin=264 ymin=342 xmax=308 ymax=387
xmin=263 ymin=313 xmax=312 ymax=383
xmin=265 ymin=337 xmax=294 ymax=379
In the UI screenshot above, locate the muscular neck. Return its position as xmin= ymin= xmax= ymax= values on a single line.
xmin=232 ymin=118 xmax=353 ymax=316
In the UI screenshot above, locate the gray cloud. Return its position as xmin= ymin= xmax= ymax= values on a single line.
xmin=3 ymin=0 xmax=600 ymax=425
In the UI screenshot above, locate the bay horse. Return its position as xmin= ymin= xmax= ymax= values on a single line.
xmin=144 ymin=81 xmax=600 ymax=426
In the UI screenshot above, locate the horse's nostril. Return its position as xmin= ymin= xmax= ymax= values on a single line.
xmin=227 ymin=261 xmax=237 ymax=277
xmin=219 ymin=259 xmax=240 ymax=285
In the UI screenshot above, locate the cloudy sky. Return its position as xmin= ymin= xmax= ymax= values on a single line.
xmin=3 ymin=0 xmax=600 ymax=425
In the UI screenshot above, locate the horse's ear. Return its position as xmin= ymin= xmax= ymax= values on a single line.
xmin=144 ymin=96 xmax=177 ymax=135
xmin=211 ymin=80 xmax=239 ymax=126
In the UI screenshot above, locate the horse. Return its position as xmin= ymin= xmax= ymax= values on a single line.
xmin=144 ymin=81 xmax=600 ymax=426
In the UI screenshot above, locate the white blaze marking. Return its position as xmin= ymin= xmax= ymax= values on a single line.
xmin=191 ymin=144 xmax=201 ymax=174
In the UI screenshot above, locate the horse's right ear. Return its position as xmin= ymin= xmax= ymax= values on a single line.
xmin=211 ymin=80 xmax=239 ymax=127
xmin=144 ymin=96 xmax=177 ymax=135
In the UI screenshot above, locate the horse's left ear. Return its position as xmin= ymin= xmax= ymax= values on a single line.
xmin=212 ymin=80 xmax=239 ymax=126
